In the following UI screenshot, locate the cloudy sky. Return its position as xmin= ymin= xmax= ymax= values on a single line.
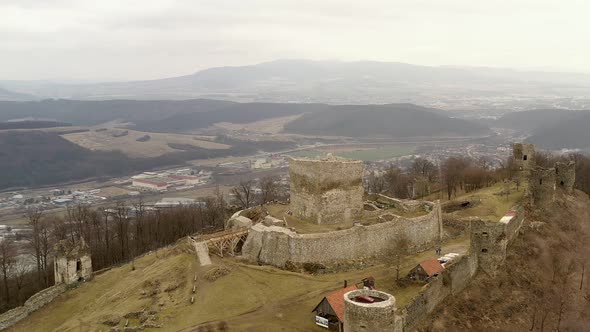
xmin=1 ymin=0 xmax=589 ymax=81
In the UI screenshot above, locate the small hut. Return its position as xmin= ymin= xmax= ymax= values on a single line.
xmin=407 ymin=258 xmax=444 ymax=282
xmin=312 ymin=285 xmax=358 ymax=331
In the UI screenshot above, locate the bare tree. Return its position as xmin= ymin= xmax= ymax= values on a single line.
xmin=389 ymin=236 xmax=410 ymax=281
xmin=259 ymin=176 xmax=278 ymax=205
xmin=27 ymin=208 xmax=44 ymax=286
xmin=0 ymin=240 xmax=15 ymax=304
xmin=231 ymin=180 xmax=255 ymax=209
xmin=13 ymin=260 xmax=28 ymax=305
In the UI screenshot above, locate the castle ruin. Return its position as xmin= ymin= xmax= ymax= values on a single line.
xmin=343 ymin=289 xmax=402 ymax=332
xmin=289 ymin=154 xmax=364 ymax=224
xmin=53 ymin=237 xmax=92 ymax=285
xmin=555 ymin=160 xmax=576 ymax=193
xmin=529 ymin=166 xmax=557 ymax=207
xmin=512 ymin=143 xmax=535 ymax=173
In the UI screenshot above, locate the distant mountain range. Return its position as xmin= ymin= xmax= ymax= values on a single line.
xmin=0 ymin=87 xmax=37 ymax=101
xmin=2 ymin=60 xmax=590 ymax=103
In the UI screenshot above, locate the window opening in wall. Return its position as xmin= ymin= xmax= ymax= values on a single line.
xmin=76 ymin=259 xmax=82 ymax=272
xmin=556 ymin=168 xmax=559 ymax=174
xmin=482 ymin=232 xmax=488 ymax=236
xmin=481 ymin=248 xmax=488 ymax=253
xmin=560 ymin=181 xmax=564 ymax=186
xmin=540 ymin=179 xmax=543 ymax=185
xmin=523 ymin=155 xmax=528 ymax=161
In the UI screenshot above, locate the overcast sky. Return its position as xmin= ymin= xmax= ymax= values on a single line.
xmin=1 ymin=0 xmax=589 ymax=81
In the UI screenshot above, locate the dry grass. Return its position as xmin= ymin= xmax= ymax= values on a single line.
xmin=211 ymin=115 xmax=303 ymax=135
xmin=451 ymin=182 xmax=524 ymax=221
xmin=62 ymin=129 xmax=229 ymax=158
xmin=12 ymin=231 xmax=471 ymax=332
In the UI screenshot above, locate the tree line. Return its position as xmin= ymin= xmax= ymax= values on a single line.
xmin=367 ymin=156 xmax=506 ymax=200
xmin=0 ymin=189 xmax=228 ymax=314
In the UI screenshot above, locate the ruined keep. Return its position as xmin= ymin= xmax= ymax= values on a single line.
xmin=529 ymin=166 xmax=556 ymax=207
xmin=470 ymin=206 xmax=524 ymax=275
xmin=512 ymin=143 xmax=535 ymax=173
xmin=555 ymin=160 xmax=576 ymax=193
xmin=53 ymin=238 xmax=92 ymax=285
xmin=343 ymin=289 xmax=402 ymax=332
xmin=289 ymin=155 xmax=364 ymax=224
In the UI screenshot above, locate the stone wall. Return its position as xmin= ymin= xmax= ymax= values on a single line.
xmin=529 ymin=167 xmax=556 ymax=207
xmin=0 ymin=284 xmax=66 ymax=330
xmin=242 ymin=201 xmax=442 ymax=267
xmin=343 ymin=289 xmax=401 ymax=332
xmin=403 ymin=253 xmax=478 ymax=331
xmin=54 ymin=254 xmax=92 ymax=285
xmin=470 ymin=206 xmax=524 ymax=276
xmin=512 ymin=143 xmax=535 ymax=173
xmin=289 ymin=156 xmax=364 ymax=225
xmin=555 ymin=161 xmax=575 ymax=193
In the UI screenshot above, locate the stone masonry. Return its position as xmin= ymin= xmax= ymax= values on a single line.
xmin=343 ymin=289 xmax=402 ymax=332
xmin=529 ymin=166 xmax=556 ymax=207
xmin=54 ymin=237 xmax=92 ymax=285
xmin=289 ymin=154 xmax=364 ymax=224
xmin=555 ymin=160 xmax=576 ymax=193
xmin=512 ymin=143 xmax=535 ymax=174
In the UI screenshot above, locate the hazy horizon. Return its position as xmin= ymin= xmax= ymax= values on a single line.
xmin=2 ymin=0 xmax=590 ymax=81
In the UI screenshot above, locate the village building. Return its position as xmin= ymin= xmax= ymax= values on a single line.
xmin=407 ymin=258 xmax=445 ymax=282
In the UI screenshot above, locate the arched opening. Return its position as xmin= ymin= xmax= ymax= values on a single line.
xmin=76 ymin=259 xmax=82 ymax=272
xmin=523 ymin=155 xmax=528 ymax=161
xmin=560 ymin=181 xmax=565 ymax=186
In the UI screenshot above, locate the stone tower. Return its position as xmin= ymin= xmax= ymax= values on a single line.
xmin=53 ymin=237 xmax=92 ymax=285
xmin=555 ymin=160 xmax=575 ymax=193
xmin=289 ymin=154 xmax=364 ymax=224
xmin=512 ymin=143 xmax=535 ymax=173
xmin=529 ymin=166 xmax=556 ymax=207
xmin=343 ymin=289 xmax=402 ymax=332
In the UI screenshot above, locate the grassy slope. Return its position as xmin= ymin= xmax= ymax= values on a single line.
xmin=11 ymin=184 xmax=522 ymax=332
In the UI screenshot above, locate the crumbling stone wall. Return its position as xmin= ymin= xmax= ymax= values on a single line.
xmin=0 ymin=284 xmax=66 ymax=329
xmin=470 ymin=206 xmax=524 ymax=276
xmin=512 ymin=143 xmax=535 ymax=173
xmin=555 ymin=161 xmax=575 ymax=193
xmin=343 ymin=289 xmax=402 ymax=332
xmin=402 ymin=253 xmax=478 ymax=331
xmin=54 ymin=238 xmax=93 ymax=285
xmin=289 ymin=156 xmax=364 ymax=225
xmin=242 ymin=201 xmax=442 ymax=267
xmin=529 ymin=166 xmax=556 ymax=207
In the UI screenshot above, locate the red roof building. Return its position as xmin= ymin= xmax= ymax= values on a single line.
xmin=312 ymin=285 xmax=358 ymax=331
xmin=408 ymin=258 xmax=445 ymax=282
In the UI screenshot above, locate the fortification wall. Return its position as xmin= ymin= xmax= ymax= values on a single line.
xmin=512 ymin=143 xmax=535 ymax=172
xmin=0 ymin=284 xmax=66 ymax=330
xmin=403 ymin=253 xmax=478 ymax=331
xmin=289 ymin=157 xmax=364 ymax=224
xmin=470 ymin=206 xmax=524 ymax=276
xmin=555 ymin=161 xmax=576 ymax=193
xmin=530 ymin=167 xmax=556 ymax=207
xmin=242 ymin=202 xmax=441 ymax=267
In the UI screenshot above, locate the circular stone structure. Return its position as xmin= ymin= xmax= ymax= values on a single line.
xmin=343 ymin=289 xmax=397 ymax=332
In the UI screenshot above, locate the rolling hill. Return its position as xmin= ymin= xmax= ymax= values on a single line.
xmin=493 ymin=109 xmax=582 ymax=132
xmin=283 ymin=104 xmax=490 ymax=138
xmin=527 ymin=112 xmax=590 ymax=149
